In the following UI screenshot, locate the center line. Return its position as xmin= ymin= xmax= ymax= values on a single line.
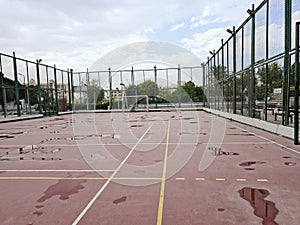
xmin=156 ymin=120 xmax=171 ymax=225
xmin=72 ymin=124 xmax=153 ymax=225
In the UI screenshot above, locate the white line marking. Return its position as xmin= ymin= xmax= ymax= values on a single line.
xmin=233 ymin=124 xmax=300 ymax=157
xmin=0 ymin=170 xmax=115 ymax=172
xmin=0 ymin=143 xmax=196 ymax=147
xmin=71 ymin=124 xmax=153 ymax=225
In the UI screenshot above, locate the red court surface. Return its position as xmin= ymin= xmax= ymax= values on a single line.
xmin=0 ymin=110 xmax=299 ymax=225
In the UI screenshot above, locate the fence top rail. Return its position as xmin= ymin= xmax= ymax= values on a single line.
xmin=0 ymin=52 xmax=69 ymax=73
xmin=74 ymin=65 xmax=202 ymax=75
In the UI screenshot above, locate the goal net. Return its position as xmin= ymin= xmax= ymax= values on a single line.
xmin=113 ymin=95 xmax=149 ymax=112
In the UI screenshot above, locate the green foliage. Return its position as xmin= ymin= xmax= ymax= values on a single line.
xmin=257 ymin=63 xmax=283 ymax=94
xmin=126 ymin=80 xmax=159 ymax=97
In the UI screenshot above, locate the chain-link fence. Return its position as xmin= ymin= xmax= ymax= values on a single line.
xmin=72 ymin=66 xmax=203 ymax=111
xmin=203 ymin=0 xmax=300 ymax=135
xmin=0 ymin=52 xmax=73 ymax=118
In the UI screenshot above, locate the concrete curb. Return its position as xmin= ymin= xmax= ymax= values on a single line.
xmin=203 ymin=108 xmax=294 ymax=140
xmin=0 ymin=114 xmax=44 ymax=123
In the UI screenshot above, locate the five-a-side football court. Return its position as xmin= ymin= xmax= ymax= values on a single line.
xmin=0 ymin=110 xmax=299 ymax=225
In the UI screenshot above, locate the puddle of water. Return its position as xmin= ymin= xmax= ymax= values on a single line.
xmin=183 ymin=117 xmax=195 ymax=120
xmin=282 ymin=156 xmax=292 ymax=159
xmin=37 ymin=180 xmax=85 ymax=202
xmin=113 ymin=196 xmax=127 ymax=204
xmin=239 ymin=161 xmax=266 ymax=167
xmin=0 ymin=134 xmax=14 ymax=139
xmin=238 ymin=187 xmax=279 ymax=225
xmin=217 ymin=208 xmax=225 ymax=212
xmin=130 ymin=124 xmax=143 ymax=128
xmin=227 ymin=133 xmax=255 ymax=136
xmin=210 ymin=147 xmax=239 ymax=156
xmin=244 ymin=168 xmax=255 ymax=170
xmin=33 ymin=211 xmax=43 ymax=216
xmin=284 ymin=162 xmax=297 ymax=166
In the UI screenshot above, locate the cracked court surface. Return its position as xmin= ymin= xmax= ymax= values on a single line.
xmin=0 ymin=111 xmax=299 ymax=225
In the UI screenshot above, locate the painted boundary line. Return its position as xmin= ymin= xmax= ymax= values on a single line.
xmin=0 ymin=177 xmax=161 ymax=180
xmin=232 ymin=124 xmax=300 ymax=158
xmin=156 ymin=120 xmax=171 ymax=225
xmin=203 ymin=108 xmax=300 ymax=157
xmin=0 ymin=170 xmax=115 ymax=172
xmin=0 ymin=141 xmax=270 ymax=148
xmin=71 ymin=124 xmax=153 ymax=225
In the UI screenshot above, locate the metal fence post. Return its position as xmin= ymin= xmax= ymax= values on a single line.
xmin=54 ymin=65 xmax=59 ymax=115
xmin=67 ymin=69 xmax=71 ymax=111
xmin=154 ymin=65 xmax=158 ymax=109
xmin=109 ymin=68 xmax=112 ymax=110
xmin=25 ymin=61 xmax=31 ymax=115
xmin=13 ymin=52 xmax=21 ymax=117
xmin=221 ymin=39 xmax=225 ymax=111
xmin=71 ymin=69 xmax=74 ymax=111
xmin=0 ymin=54 xmax=7 ymax=118
xmin=283 ymin=0 xmax=292 ymax=125
xmin=232 ymin=26 xmax=237 ymax=114
xmin=36 ymin=59 xmax=42 ymax=114
xmin=249 ymin=4 xmax=256 ymax=118
xmin=294 ymin=22 xmax=300 ymax=144
xmin=178 ymin=64 xmax=181 ymax=108
xmin=202 ymin=63 xmax=206 ymax=107
xmin=264 ymin=1 xmax=270 ymax=121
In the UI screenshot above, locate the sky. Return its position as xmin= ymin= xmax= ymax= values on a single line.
xmin=0 ymin=0 xmax=275 ymax=72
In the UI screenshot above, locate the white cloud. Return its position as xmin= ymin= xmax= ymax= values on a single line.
xmin=0 ymin=0 xmax=267 ymax=72
xmin=182 ymin=27 xmax=229 ymax=61
xmin=190 ymin=16 xmax=226 ymax=28
xmin=170 ymin=22 xmax=185 ymax=32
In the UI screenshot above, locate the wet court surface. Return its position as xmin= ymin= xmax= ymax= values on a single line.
xmin=0 ymin=111 xmax=299 ymax=225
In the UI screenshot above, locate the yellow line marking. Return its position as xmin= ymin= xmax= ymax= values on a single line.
xmin=236 ymin=178 xmax=247 ymax=182
xmin=216 ymin=178 xmax=226 ymax=181
xmin=195 ymin=178 xmax=205 ymax=181
xmin=156 ymin=120 xmax=171 ymax=225
xmin=0 ymin=177 xmax=161 ymax=181
xmin=175 ymin=178 xmax=185 ymax=181
xmin=257 ymin=179 xmax=268 ymax=182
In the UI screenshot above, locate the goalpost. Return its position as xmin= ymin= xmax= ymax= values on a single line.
xmin=121 ymin=95 xmax=149 ymax=112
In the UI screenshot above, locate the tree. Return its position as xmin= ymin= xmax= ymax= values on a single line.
xmin=181 ymin=81 xmax=205 ymax=102
xmin=126 ymin=80 xmax=159 ymax=98
xmin=257 ymin=63 xmax=283 ymax=97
